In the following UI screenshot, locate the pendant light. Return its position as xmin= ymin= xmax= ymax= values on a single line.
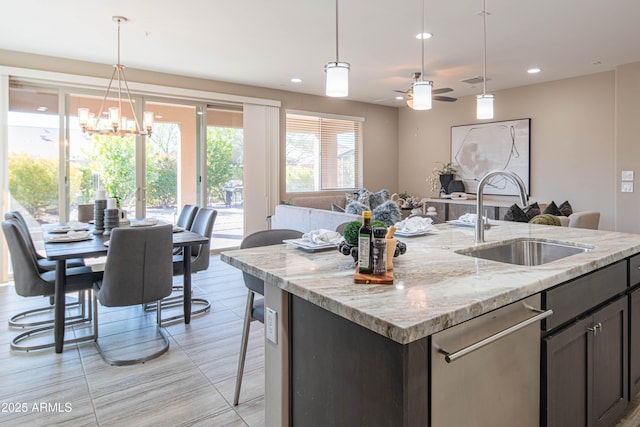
xmin=325 ymin=0 xmax=350 ymax=97
xmin=476 ymin=0 xmax=494 ymax=119
xmin=78 ymin=16 xmax=154 ymax=136
xmin=412 ymin=0 xmax=432 ymax=110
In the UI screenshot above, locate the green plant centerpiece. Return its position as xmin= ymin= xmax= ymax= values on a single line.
xmin=427 ymin=162 xmax=458 ymax=194
xmin=338 ymin=220 xmax=407 ymax=264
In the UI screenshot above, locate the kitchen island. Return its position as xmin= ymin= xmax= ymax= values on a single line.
xmin=221 ymin=221 xmax=640 ymax=426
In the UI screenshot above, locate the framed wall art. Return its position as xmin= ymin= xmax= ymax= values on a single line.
xmin=451 ymin=118 xmax=531 ymax=196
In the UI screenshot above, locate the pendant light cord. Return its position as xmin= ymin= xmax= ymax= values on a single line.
xmin=335 ymin=0 xmax=340 ymax=62
xmin=420 ymin=0 xmax=425 ymax=79
xmin=482 ymin=0 xmax=488 ymax=95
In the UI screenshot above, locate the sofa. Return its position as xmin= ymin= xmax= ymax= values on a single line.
xmin=270 ymin=204 xmax=360 ymax=234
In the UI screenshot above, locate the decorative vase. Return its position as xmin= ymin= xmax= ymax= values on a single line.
xmin=439 ymin=174 xmax=454 ymax=194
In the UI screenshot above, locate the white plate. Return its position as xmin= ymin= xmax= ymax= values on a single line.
xmin=283 ymin=238 xmax=337 ymax=252
xmin=47 ymin=233 xmax=92 ymax=243
xmin=130 ymin=219 xmax=159 ymax=227
xmin=394 ymin=229 xmax=435 ymax=237
xmin=173 ymin=226 xmax=184 ymax=233
xmin=49 ymin=222 xmax=90 ymax=233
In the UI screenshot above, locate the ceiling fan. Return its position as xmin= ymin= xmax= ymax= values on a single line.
xmin=394 ymin=72 xmax=457 ymax=108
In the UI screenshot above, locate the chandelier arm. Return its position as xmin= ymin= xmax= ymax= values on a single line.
xmin=120 ymin=67 xmax=143 ymax=132
xmin=94 ymin=66 xmax=119 ymax=129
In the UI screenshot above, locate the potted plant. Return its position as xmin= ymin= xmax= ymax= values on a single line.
xmin=427 ymin=162 xmax=458 ymax=194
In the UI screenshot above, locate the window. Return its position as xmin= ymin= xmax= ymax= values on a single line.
xmin=285 ymin=111 xmax=363 ymax=193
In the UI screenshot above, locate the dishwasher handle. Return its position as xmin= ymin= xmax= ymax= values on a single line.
xmin=440 ymin=307 xmax=553 ymax=363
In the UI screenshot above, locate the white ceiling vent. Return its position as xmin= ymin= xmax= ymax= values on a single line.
xmin=460 ymin=76 xmax=489 ymax=85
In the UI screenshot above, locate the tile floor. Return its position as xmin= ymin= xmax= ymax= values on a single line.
xmin=0 ymin=256 xmax=265 ymax=426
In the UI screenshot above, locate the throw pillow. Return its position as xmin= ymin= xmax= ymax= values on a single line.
xmin=504 ymin=204 xmax=528 ymax=223
xmin=368 ymin=189 xmax=390 ymax=210
xmin=331 ymin=203 xmax=345 ymax=213
xmin=357 ymin=190 xmax=371 ymax=208
xmin=543 ymin=201 xmax=562 ymax=216
xmin=529 ymin=214 xmax=561 ymax=226
xmin=372 ymin=200 xmax=402 ymax=226
xmin=523 ymin=202 xmax=541 ymax=221
xmin=558 ymin=200 xmax=573 ymax=216
xmin=345 ymin=201 xmax=370 ymax=216
xmin=345 ymin=192 xmax=358 ymax=205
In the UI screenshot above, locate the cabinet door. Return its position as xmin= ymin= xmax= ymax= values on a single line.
xmin=592 ymin=297 xmax=628 ymax=427
xmin=631 ymin=289 xmax=640 ymax=397
xmin=544 ymin=316 xmax=591 ymax=427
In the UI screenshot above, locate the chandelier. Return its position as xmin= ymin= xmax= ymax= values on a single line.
xmin=78 ymin=16 xmax=153 ymax=136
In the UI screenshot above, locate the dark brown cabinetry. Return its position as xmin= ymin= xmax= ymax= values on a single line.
xmin=543 ymin=266 xmax=628 ymax=427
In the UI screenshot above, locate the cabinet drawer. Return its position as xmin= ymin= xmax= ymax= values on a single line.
xmin=630 ymin=254 xmax=640 ymax=287
xmin=543 ymin=260 xmax=626 ymax=331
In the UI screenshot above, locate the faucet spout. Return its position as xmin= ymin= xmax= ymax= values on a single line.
xmin=475 ymin=169 xmax=528 ymax=243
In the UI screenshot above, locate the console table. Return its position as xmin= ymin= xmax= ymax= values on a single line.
xmin=424 ymin=197 xmax=522 ymax=221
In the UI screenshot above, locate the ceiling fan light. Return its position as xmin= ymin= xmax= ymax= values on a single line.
xmin=325 ymin=61 xmax=350 ymax=97
xmin=476 ymin=93 xmax=494 ymax=119
xmin=412 ymin=81 xmax=432 ymax=110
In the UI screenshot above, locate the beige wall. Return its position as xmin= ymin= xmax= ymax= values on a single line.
xmin=399 ymin=71 xmax=622 ymax=231
xmin=0 ymin=50 xmax=399 ymax=215
xmin=616 ymin=62 xmax=640 ymax=233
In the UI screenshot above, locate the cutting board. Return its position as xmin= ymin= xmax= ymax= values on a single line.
xmin=354 ymin=270 xmax=394 ymax=285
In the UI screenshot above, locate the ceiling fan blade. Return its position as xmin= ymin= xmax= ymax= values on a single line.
xmin=433 ymin=96 xmax=457 ymax=102
xmin=392 ymin=89 xmax=409 ymax=94
xmin=433 ymin=88 xmax=454 ymax=94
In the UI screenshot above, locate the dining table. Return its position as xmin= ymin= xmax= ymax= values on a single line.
xmin=44 ymin=222 xmax=209 ymax=353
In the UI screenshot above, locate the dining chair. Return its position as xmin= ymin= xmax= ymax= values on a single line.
xmin=176 ymin=204 xmax=199 ymax=230
xmin=4 ymin=211 xmax=89 ymax=329
xmin=77 ymin=204 xmax=94 ymax=223
xmin=2 ymin=219 xmax=102 ymax=351
xmin=233 ymin=228 xmax=303 ymax=406
xmin=93 ymin=224 xmax=173 ymax=366
xmin=157 ymin=208 xmax=217 ymax=323
xmin=173 ymin=204 xmax=199 ymax=255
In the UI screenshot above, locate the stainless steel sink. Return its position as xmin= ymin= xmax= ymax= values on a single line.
xmin=456 ymin=238 xmax=593 ymax=266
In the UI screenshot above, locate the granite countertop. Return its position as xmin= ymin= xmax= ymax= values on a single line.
xmin=221 ymin=222 xmax=640 ymax=344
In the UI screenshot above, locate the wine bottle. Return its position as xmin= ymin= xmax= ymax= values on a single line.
xmin=358 ymin=211 xmax=373 ymax=274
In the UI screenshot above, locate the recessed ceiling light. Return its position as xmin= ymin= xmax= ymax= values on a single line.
xmin=395 ymin=96 xmax=404 ymax=100
xmin=415 ymin=32 xmax=433 ymax=40
xmin=36 ymin=106 xmax=48 ymax=112
xmin=290 ymin=77 xmax=302 ymax=83
xmin=527 ymin=68 xmax=541 ymax=74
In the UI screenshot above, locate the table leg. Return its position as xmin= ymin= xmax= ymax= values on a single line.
xmin=54 ymin=259 xmax=67 ymax=353
xmin=183 ymin=245 xmax=192 ymax=324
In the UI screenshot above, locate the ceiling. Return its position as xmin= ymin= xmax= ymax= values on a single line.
xmin=2 ymin=0 xmax=640 ymax=108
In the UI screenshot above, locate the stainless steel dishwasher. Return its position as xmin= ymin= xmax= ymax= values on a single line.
xmin=431 ymin=294 xmax=552 ymax=427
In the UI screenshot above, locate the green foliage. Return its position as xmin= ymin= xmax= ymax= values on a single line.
xmin=343 ymin=221 xmax=362 ymax=245
xmin=206 ymin=127 xmax=236 ymax=204
xmin=86 ymin=135 xmax=136 ymax=202
xmin=147 ymin=154 xmax=177 ymax=208
xmin=285 ymin=165 xmax=315 ymax=192
xmin=8 ymin=153 xmax=58 ymax=219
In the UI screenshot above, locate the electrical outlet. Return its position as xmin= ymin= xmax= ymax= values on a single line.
xmin=622 ymin=182 xmax=634 ymax=193
xmin=622 ymin=170 xmax=634 ymax=181
xmin=266 ymin=307 xmax=277 ymax=344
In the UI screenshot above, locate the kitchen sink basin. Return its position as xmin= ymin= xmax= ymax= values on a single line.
xmin=456 ymin=238 xmax=593 ymax=266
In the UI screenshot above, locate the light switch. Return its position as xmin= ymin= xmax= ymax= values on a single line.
xmin=266 ymin=307 xmax=277 ymax=344
xmin=622 ymin=170 xmax=634 ymax=181
xmin=622 ymin=182 xmax=634 ymax=193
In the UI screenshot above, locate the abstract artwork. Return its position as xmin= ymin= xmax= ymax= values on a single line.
xmin=451 ymin=118 xmax=531 ymax=196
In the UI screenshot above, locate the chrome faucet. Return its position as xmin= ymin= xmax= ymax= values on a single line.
xmin=475 ymin=169 xmax=528 ymax=243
